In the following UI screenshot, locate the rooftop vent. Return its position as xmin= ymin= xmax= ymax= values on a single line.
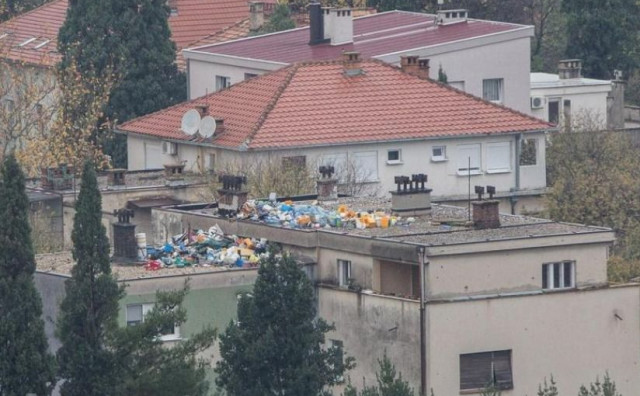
xmin=391 ymin=173 xmax=432 ymax=216
xmin=343 ymin=51 xmax=363 ymax=76
xmin=217 ymin=174 xmax=248 ymax=216
xmin=436 ymin=9 xmax=468 ymax=25
xmin=558 ymin=59 xmax=582 ymax=79
xmin=472 ymin=185 xmax=500 ymax=229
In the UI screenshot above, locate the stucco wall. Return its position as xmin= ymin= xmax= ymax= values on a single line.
xmin=426 ymin=285 xmax=640 ymax=396
xmin=427 ymin=243 xmax=610 ymax=298
xmin=531 ymin=85 xmax=610 ymax=126
xmin=317 ymin=287 xmax=422 ymax=391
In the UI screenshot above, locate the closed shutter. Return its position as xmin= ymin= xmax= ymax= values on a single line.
xmin=353 ymin=151 xmax=378 ymax=182
xmin=486 ymin=142 xmax=511 ymax=173
xmin=457 ymin=144 xmax=481 ymax=174
xmin=144 ymin=142 xmax=163 ymax=169
xmin=492 ymin=350 xmax=513 ymax=390
xmin=460 ymin=352 xmax=493 ymax=390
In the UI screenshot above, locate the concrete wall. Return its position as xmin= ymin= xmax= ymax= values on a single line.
xmin=133 ymin=133 xmax=547 ymax=201
xmin=427 ymin=243 xmax=609 ymax=298
xmin=317 ymin=287 xmax=422 ymax=391
xmin=426 ymin=285 xmax=640 ymax=396
xmin=531 ymin=84 xmax=610 ymax=127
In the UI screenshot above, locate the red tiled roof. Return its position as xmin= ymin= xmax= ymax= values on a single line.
xmin=0 ymin=0 xmax=65 ymax=66
xmin=189 ymin=11 xmax=529 ymax=64
xmin=0 ymin=0 xmax=268 ymax=68
xmin=118 ymin=59 xmax=552 ymax=150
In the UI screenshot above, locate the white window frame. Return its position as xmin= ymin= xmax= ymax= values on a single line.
xmin=519 ymin=138 xmax=538 ymax=166
xmin=431 ymin=145 xmax=447 ymax=162
xmin=486 ymin=141 xmax=511 ymax=174
xmin=386 ymin=149 xmax=402 ymax=165
xmin=337 ymin=259 xmax=352 ymax=287
xmin=483 ymin=78 xmax=504 ymax=103
xmin=542 ymin=261 xmax=576 ymax=290
xmin=456 ymin=144 xmax=481 ymax=175
xmin=126 ymin=303 xmax=181 ymax=341
xmin=215 ymin=75 xmax=231 ymax=91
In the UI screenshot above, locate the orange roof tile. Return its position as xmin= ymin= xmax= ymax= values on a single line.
xmin=118 ymin=59 xmax=552 ymax=150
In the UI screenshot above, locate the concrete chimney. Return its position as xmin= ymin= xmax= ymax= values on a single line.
xmin=390 ymin=174 xmax=432 ymax=216
xmin=249 ymin=2 xmax=265 ymax=32
xmin=323 ymin=7 xmax=353 ymax=45
xmin=471 ymin=185 xmax=501 ymax=229
xmin=558 ymin=59 xmax=582 ymax=79
xmin=401 ymin=56 xmax=430 ymax=79
xmin=343 ymin=51 xmax=363 ymax=76
xmin=217 ymin=175 xmax=248 ymax=216
xmin=436 ymin=9 xmax=468 ymax=25
xmin=308 ymin=1 xmax=326 ymax=45
xmin=112 ymin=208 xmax=138 ymax=261
xmin=317 ymin=166 xmax=338 ymax=201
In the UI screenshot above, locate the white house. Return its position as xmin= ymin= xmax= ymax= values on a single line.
xmin=530 ymin=59 xmax=623 ymax=129
xmin=183 ymin=7 xmax=534 ymax=114
xmin=118 ymin=55 xmax=552 ymax=213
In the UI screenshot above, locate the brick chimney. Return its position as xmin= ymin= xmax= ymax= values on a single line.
xmin=558 ymin=59 xmax=582 ymax=79
xmin=249 ymin=2 xmax=265 ymax=32
xmin=317 ymin=165 xmax=338 ymax=201
xmin=217 ymin=174 xmax=248 ymax=216
xmin=343 ymin=51 xmax=363 ymax=76
xmin=195 ymin=104 xmax=209 ymax=117
xmin=472 ymin=185 xmax=501 ymax=229
xmin=112 ymin=208 xmax=138 ymax=261
xmin=400 ymin=56 xmax=430 ymax=79
xmin=390 ymin=174 xmax=432 ymax=216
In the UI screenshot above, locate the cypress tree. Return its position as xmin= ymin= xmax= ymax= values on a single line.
xmin=56 ymin=161 xmax=123 ymax=396
xmin=0 ymin=154 xmax=55 ymax=395
xmin=215 ymin=251 xmax=352 ymax=396
xmin=58 ymin=0 xmax=186 ymax=167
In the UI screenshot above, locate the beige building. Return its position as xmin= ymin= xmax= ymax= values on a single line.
xmin=150 ymin=185 xmax=640 ymax=396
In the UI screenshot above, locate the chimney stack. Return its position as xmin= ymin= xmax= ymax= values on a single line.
xmin=558 ymin=59 xmax=582 ymax=79
xmin=401 ymin=56 xmax=430 ymax=79
xmin=308 ymin=1 xmax=326 ymax=45
xmin=249 ymin=2 xmax=265 ymax=32
xmin=472 ymin=185 xmax=501 ymax=229
xmin=343 ymin=51 xmax=363 ymax=76
xmin=317 ymin=166 xmax=338 ymax=201
xmin=390 ymin=174 xmax=432 ymax=216
xmin=323 ymin=8 xmax=353 ymax=45
xmin=112 ymin=208 xmax=138 ymax=261
xmin=195 ymin=104 xmax=209 ymax=116
xmin=436 ymin=9 xmax=468 ymax=25
xmin=217 ymin=174 xmax=248 ymax=216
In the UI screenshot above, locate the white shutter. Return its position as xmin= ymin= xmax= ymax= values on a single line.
xmin=457 ymin=144 xmax=481 ymax=174
xmin=486 ymin=142 xmax=511 ymax=173
xmin=353 ymin=151 xmax=378 ymax=182
xmin=144 ymin=142 xmax=164 ymax=169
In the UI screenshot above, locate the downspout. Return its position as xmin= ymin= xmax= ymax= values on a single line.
xmin=511 ymin=134 xmax=522 ymax=214
xmin=418 ymin=246 xmax=428 ymax=396
xmin=186 ymin=57 xmax=191 ymax=100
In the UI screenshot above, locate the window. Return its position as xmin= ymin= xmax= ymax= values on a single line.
xmin=482 ymin=78 xmax=503 ymax=103
xmin=215 ymin=75 xmax=231 ymax=91
xmin=321 ymin=153 xmax=347 ymax=182
xmin=448 ymin=81 xmax=465 ymax=91
xmin=542 ymin=261 xmax=575 ymax=290
xmin=331 ymin=339 xmax=345 ymax=381
xmin=353 ymin=151 xmax=378 ymax=182
xmin=457 ymin=144 xmax=481 ymax=175
xmin=337 ymin=259 xmax=351 ymax=287
xmin=548 ymin=99 xmax=560 ymax=125
xmin=126 ymin=303 xmax=180 ymax=341
xmin=486 ymin=142 xmax=511 ymax=173
xmin=432 ymin=146 xmax=447 ymax=162
xmin=244 ymin=73 xmax=258 ymax=80
xmin=460 ymin=350 xmax=513 ymax=391
xmin=520 ymin=138 xmax=537 ymax=166
xmin=207 ymin=153 xmax=215 ymax=173
xmin=387 ymin=149 xmax=401 ymax=164
xmin=282 ymin=155 xmax=306 ymax=170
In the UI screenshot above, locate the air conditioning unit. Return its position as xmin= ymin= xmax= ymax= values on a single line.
xmin=162 ymin=141 xmax=178 ymax=156
xmin=530 ymin=96 xmax=544 ymax=109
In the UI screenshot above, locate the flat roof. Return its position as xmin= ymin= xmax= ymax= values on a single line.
xmin=531 ymin=72 xmax=612 ymax=89
xmin=187 ymin=11 xmax=531 ymax=64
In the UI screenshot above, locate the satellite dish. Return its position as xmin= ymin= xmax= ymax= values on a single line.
xmin=181 ymin=109 xmax=201 ymax=135
xmin=199 ymin=116 xmax=216 ymax=138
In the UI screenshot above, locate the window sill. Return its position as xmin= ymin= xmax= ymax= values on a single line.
xmin=431 ymin=158 xmax=448 ymax=163
xmin=460 ymin=387 xmax=513 ymax=395
xmin=457 ymin=170 xmax=482 ymax=176
xmin=542 ymin=286 xmax=575 ymax=292
xmin=158 ymin=335 xmax=182 ymax=342
xmin=486 ymin=169 xmax=511 ymax=174
xmin=386 ymin=160 xmax=403 ymax=165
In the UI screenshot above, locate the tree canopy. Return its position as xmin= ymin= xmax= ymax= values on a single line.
xmin=215 ymin=251 xmax=352 ymax=395
xmin=343 ymin=352 xmax=415 ymax=396
xmin=0 ymin=155 xmax=55 ymax=395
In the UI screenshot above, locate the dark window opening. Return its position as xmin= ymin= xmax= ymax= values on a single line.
xmin=460 ymin=350 xmax=513 ymax=391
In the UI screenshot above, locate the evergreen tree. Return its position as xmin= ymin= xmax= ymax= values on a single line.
xmin=58 ymin=0 xmax=186 ymax=167
xmin=257 ymin=3 xmax=296 ymax=34
xmin=538 ymin=375 xmax=558 ymax=396
xmin=562 ymin=0 xmax=640 ymax=79
xmin=112 ymin=285 xmax=217 ymax=396
xmin=215 ymin=251 xmax=352 ymax=396
xmin=437 ymin=64 xmax=448 ymax=84
xmin=56 ymin=161 xmax=123 ymax=396
xmin=0 ymin=155 xmax=55 ymax=395
xmin=578 ymin=373 xmax=621 ymax=396
xmin=342 ymin=352 xmax=415 ymax=396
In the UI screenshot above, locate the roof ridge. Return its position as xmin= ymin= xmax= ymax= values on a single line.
xmin=184 ymin=17 xmax=249 ymax=49
xmin=243 ymin=64 xmax=299 ymax=149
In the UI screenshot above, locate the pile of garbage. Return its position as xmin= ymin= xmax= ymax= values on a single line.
xmin=143 ymin=225 xmax=268 ymax=271
xmin=237 ymin=200 xmax=415 ymax=230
